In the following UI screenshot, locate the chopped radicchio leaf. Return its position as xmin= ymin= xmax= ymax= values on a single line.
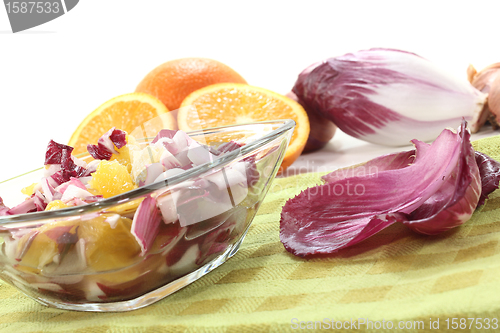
xmin=108 ymin=128 xmax=127 ymax=149
xmin=474 ymin=151 xmax=500 ymax=207
xmin=87 ymin=128 xmax=127 ymax=160
xmin=45 ymin=140 xmax=74 ymax=165
xmin=87 ymin=144 xmax=112 ymax=160
xmin=33 ymin=191 xmax=48 ymax=211
xmin=214 ymin=141 xmax=242 ymax=155
xmin=96 ymin=281 xmax=144 ymax=301
xmin=131 ymin=195 xmax=162 ymax=255
xmin=44 ymin=140 xmax=87 ymax=184
xmin=151 ymin=129 xmax=177 ymax=143
xmin=0 ymin=197 xmax=10 ymax=216
xmin=7 ymin=196 xmax=37 ymax=215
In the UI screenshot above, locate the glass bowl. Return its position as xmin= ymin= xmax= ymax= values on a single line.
xmin=0 ymin=120 xmax=295 ymax=312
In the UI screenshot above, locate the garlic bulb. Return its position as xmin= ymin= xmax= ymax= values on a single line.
xmin=468 ymin=63 xmax=500 ymax=130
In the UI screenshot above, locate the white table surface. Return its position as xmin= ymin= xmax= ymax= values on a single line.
xmin=1 ymin=0 xmax=500 ymax=182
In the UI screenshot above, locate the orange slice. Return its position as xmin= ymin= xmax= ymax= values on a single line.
xmin=178 ymin=83 xmax=310 ymax=172
xmin=68 ymin=92 xmax=176 ymax=155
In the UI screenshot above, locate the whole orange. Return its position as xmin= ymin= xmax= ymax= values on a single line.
xmin=135 ymin=58 xmax=247 ymax=111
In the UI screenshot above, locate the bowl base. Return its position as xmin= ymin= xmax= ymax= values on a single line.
xmin=28 ymin=229 xmax=249 ymax=312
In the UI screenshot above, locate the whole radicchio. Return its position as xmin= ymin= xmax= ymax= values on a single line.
xmin=280 ymin=120 xmax=500 ymax=257
xmin=292 ymin=48 xmax=487 ymax=146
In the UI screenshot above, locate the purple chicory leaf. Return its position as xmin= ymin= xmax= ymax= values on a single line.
xmin=33 ymin=191 xmax=47 ymax=211
xmin=157 ymin=192 xmax=179 ymax=225
xmin=44 ymin=140 xmax=87 ymax=184
xmin=87 ymin=128 xmax=127 ymax=160
xmin=322 ymin=150 xmax=416 ymax=184
xmin=45 ymin=140 xmax=74 ymax=165
xmin=151 ymin=129 xmax=178 ymax=143
xmin=7 ymin=196 xmax=37 ymax=215
xmin=97 ymin=128 xmax=122 ymax=153
xmin=55 ymin=177 xmax=87 ymax=194
xmin=292 ymin=48 xmax=487 ymax=146
xmin=153 ymin=129 xmax=191 ymax=156
xmin=474 ymin=151 xmax=500 ymax=207
xmin=87 ymin=144 xmax=112 ymax=160
xmin=141 ymin=163 xmax=165 ymax=186
xmin=15 ymin=230 xmax=39 ymax=261
xmin=60 ymin=185 xmax=95 ymax=202
xmin=131 ymin=195 xmax=161 ymax=256
xmin=0 ymin=197 xmax=10 ymax=216
xmin=40 ymin=177 xmax=55 ymax=202
xmin=108 ymin=128 xmax=127 ymax=149
xmin=160 ymin=150 xmax=182 ymax=170
xmin=43 ymin=140 xmax=87 ymax=184
xmin=187 ymin=143 xmax=217 ymax=166
xmin=404 ymin=122 xmax=481 ymax=234
xmin=154 ymin=168 xmax=186 ymax=184
xmin=214 ymin=141 xmax=242 ymax=155
xmin=96 ymin=281 xmax=144 ymax=301
xmin=280 ymin=120 xmax=479 ymax=257
xmin=60 ymin=156 xmax=86 ymax=181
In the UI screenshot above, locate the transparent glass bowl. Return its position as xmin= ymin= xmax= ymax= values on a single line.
xmin=0 ymin=120 xmax=294 ymax=312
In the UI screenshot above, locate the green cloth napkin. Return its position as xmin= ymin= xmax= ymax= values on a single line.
xmin=1 ymin=136 xmax=500 ymax=332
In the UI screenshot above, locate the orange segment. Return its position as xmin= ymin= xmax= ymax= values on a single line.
xmin=18 ymin=221 xmax=78 ymax=268
xmin=110 ymin=144 xmax=133 ymax=173
xmin=78 ymin=215 xmax=141 ymax=272
xmin=68 ymin=92 xmax=176 ymax=155
xmin=178 ymin=83 xmax=310 ymax=171
xmin=45 ymin=200 xmax=69 ymax=211
xmin=89 ymin=160 xmax=137 ymax=198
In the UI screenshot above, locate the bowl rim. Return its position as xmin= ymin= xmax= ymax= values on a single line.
xmin=0 ymin=119 xmax=295 ymax=224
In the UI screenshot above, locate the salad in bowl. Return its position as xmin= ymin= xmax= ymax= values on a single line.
xmin=0 ymin=120 xmax=294 ymax=311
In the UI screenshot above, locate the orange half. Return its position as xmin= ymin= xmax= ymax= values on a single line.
xmin=68 ymin=92 xmax=176 ymax=155
xmin=178 ymin=83 xmax=310 ymax=172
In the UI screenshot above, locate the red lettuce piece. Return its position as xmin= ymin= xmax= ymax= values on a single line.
xmin=165 ymin=240 xmax=194 ymax=267
xmin=108 ymin=128 xmax=127 ymax=149
xmin=33 ymin=191 xmax=47 ymax=211
xmin=280 ymin=120 xmax=481 ymax=257
xmin=96 ymin=281 xmax=143 ymax=301
xmin=45 ymin=140 xmax=74 ymax=165
xmin=14 ymin=230 xmax=40 ymax=261
xmin=196 ymin=217 xmax=235 ymax=266
xmin=131 ymin=195 xmax=161 ymax=256
xmin=151 ymin=129 xmax=177 ymax=143
xmin=404 ymin=123 xmax=481 ymax=234
xmin=322 ymin=150 xmax=415 ymax=184
xmin=86 ymin=144 xmax=112 ymax=160
xmin=7 ymin=196 xmax=37 ymax=215
xmin=0 ymin=197 xmax=10 ymax=216
xmin=44 ymin=139 xmax=87 ymax=184
xmin=87 ymin=128 xmax=127 ymax=160
xmin=474 ymin=151 xmax=500 ymax=206
xmin=45 ymin=140 xmax=73 ymax=165
xmin=214 ymin=141 xmax=242 ymax=155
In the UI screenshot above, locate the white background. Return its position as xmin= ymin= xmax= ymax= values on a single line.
xmin=1 ymin=0 xmax=499 ymax=181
